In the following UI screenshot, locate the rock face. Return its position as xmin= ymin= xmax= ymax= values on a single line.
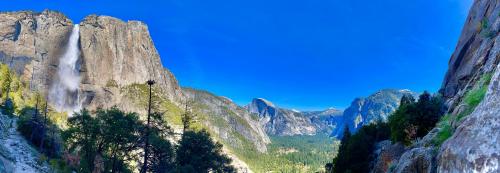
xmin=331 ymin=89 xmax=415 ymax=138
xmin=78 ymin=15 xmax=183 ymax=111
xmin=371 ymin=140 xmax=406 ymax=173
xmin=440 ymin=0 xmax=500 ymax=108
xmin=0 ymin=10 xmax=73 ymax=91
xmin=438 ymin=67 xmax=500 ymax=172
xmin=436 ymin=0 xmax=500 ymax=172
xmin=302 ymin=108 xmax=343 ymax=134
xmin=246 ymin=98 xmax=317 ymax=136
xmin=183 ymin=89 xmax=270 ymax=152
xmin=393 ymin=147 xmax=437 ymax=173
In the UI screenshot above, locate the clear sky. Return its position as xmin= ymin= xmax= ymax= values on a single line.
xmin=1 ymin=0 xmax=473 ymax=110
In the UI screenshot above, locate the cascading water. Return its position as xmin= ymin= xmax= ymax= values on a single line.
xmin=48 ymin=24 xmax=82 ymax=115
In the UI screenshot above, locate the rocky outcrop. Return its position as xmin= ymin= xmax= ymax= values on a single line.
xmin=371 ymin=140 xmax=406 ymax=173
xmin=438 ymin=56 xmax=500 ymax=172
xmin=246 ymin=98 xmax=317 ymax=136
xmin=303 ymin=108 xmax=343 ymax=134
xmin=332 ymin=89 xmax=415 ymax=138
xmin=440 ymin=0 xmax=500 ymax=109
xmin=435 ymin=0 xmax=500 ymax=172
xmin=393 ymin=147 xmax=437 ymax=173
xmin=183 ymin=89 xmax=270 ymax=152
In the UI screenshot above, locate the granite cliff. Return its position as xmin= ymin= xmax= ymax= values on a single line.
xmin=438 ymin=0 xmax=500 ymax=172
xmin=0 ymin=10 xmax=269 ymax=172
xmin=371 ymin=1 xmax=500 ymax=172
xmin=246 ymin=98 xmax=317 ymax=136
xmin=331 ymin=89 xmax=416 ymax=138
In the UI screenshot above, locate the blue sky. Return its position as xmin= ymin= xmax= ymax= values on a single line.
xmin=1 ymin=0 xmax=472 ymax=110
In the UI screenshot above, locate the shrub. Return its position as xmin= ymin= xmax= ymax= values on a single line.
xmin=105 ymin=79 xmax=118 ymax=88
xmin=460 ymin=72 xmax=493 ymax=121
xmin=465 ymin=72 xmax=492 ymax=107
xmin=432 ymin=114 xmax=452 ymax=146
xmin=388 ymin=92 xmax=445 ymax=145
xmin=464 ymin=86 xmax=487 ymax=108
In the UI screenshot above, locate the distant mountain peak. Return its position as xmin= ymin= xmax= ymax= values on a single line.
xmin=331 ymin=88 xmax=416 ymax=138
xmin=253 ymin=98 xmax=275 ymax=107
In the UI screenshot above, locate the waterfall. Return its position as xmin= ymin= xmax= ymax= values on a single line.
xmin=48 ymin=24 xmax=82 ymax=115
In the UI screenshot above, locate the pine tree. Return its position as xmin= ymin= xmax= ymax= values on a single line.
xmin=176 ymin=129 xmax=235 ymax=173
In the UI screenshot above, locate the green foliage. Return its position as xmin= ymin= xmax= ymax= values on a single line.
xmin=0 ymin=63 xmax=44 ymax=116
xmin=61 ymin=107 xmax=234 ymax=173
xmin=458 ymin=72 xmax=493 ymax=121
xmin=388 ymin=103 xmax=411 ymax=145
xmin=331 ymin=123 xmax=390 ymax=173
xmin=464 ymin=86 xmax=487 ymax=108
xmin=219 ymin=132 xmax=337 ymax=173
xmin=388 ymin=92 xmax=444 ymax=145
xmin=464 ymin=73 xmax=492 ymax=108
xmin=432 ymin=114 xmax=452 ymax=146
xmin=148 ymin=132 xmax=175 ymax=173
xmin=478 ymin=19 xmax=497 ymax=38
xmin=269 ymin=134 xmax=338 ymax=172
xmin=0 ymin=63 xmax=12 ymax=99
xmin=431 ymin=73 xmax=493 ymax=147
xmin=105 ymin=79 xmax=118 ymax=88
xmin=49 ymin=158 xmax=73 ymax=173
xmin=122 ymin=83 xmax=183 ymax=126
xmin=175 ymin=129 xmax=235 ymax=173
xmin=480 ymin=18 xmax=489 ymax=30
xmin=17 ymin=103 xmax=64 ymax=158
xmin=63 ymin=108 xmax=142 ymax=173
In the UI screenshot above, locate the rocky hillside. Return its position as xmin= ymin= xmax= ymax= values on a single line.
xmin=302 ymin=108 xmax=343 ymax=134
xmin=371 ymin=1 xmax=500 ymax=172
xmin=246 ymin=98 xmax=317 ymax=136
xmin=182 ymin=88 xmax=270 ymax=153
xmin=245 ymin=98 xmax=345 ymax=136
xmin=437 ymin=0 xmax=500 ymax=172
xmin=0 ymin=112 xmax=51 ymax=173
xmin=331 ymin=89 xmax=415 ymax=138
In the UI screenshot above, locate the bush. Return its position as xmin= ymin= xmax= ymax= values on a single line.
xmin=464 ymin=86 xmax=487 ymax=108
xmin=17 ymin=105 xmax=63 ymax=158
xmin=388 ymin=92 xmax=444 ymax=145
xmin=1 ymin=98 xmax=14 ymax=115
xmin=176 ymin=129 xmax=235 ymax=173
xmin=459 ymin=72 xmax=493 ymax=121
xmin=105 ymin=79 xmax=118 ymax=88
xmin=432 ymin=114 xmax=453 ymax=146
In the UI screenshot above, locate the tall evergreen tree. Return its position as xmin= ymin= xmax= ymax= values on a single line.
xmin=176 ymin=129 xmax=235 ymax=173
xmin=331 ymin=126 xmax=351 ymax=173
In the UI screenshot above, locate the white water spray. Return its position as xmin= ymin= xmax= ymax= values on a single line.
xmin=49 ymin=24 xmax=82 ymax=115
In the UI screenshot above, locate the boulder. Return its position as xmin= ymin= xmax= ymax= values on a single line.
xmin=393 ymin=147 xmax=437 ymax=173
xmin=371 ymin=140 xmax=406 ymax=173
